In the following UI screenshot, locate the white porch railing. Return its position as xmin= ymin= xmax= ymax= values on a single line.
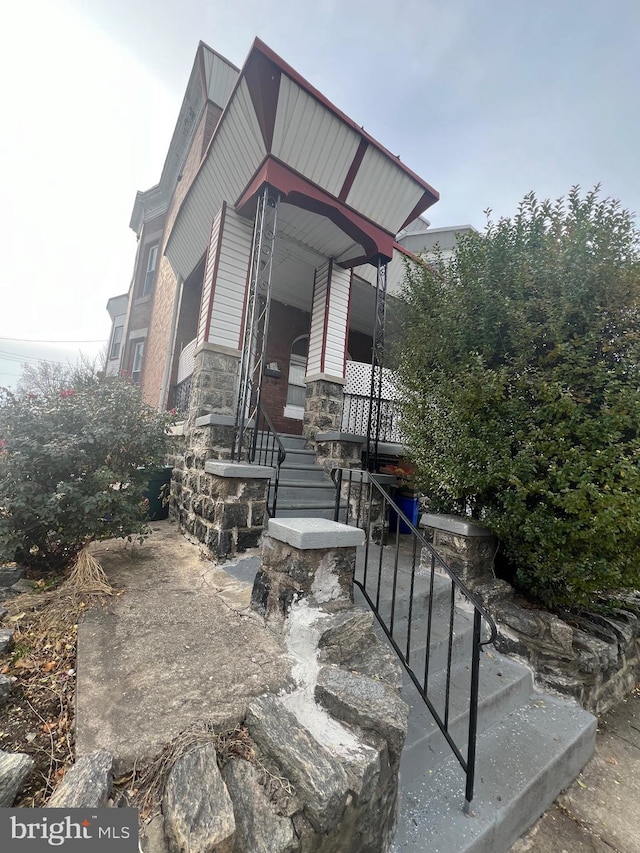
xmin=340 ymin=361 xmax=404 ymax=443
xmin=177 ymin=338 xmax=197 ymax=383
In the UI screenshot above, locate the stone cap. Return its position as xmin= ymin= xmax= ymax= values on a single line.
xmin=421 ymin=513 xmax=494 ymax=538
xmin=315 ymin=431 xmax=366 ymax=444
xmin=204 ymin=461 xmax=274 ymax=479
xmin=267 ymin=518 xmax=365 ymax=550
xmin=196 ymin=414 xmax=256 ymax=427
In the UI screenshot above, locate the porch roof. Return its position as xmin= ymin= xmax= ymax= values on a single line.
xmin=165 ymin=38 xmax=439 ymax=282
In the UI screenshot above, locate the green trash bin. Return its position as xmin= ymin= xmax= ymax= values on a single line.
xmin=143 ymin=467 xmax=173 ymax=521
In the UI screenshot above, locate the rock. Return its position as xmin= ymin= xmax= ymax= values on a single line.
xmin=47 ymin=750 xmax=113 ymax=807
xmin=315 ymin=667 xmax=409 ymax=765
xmin=343 ymin=634 xmax=404 ymax=692
xmin=0 ymin=674 xmax=12 ymax=705
xmin=163 ymin=742 xmax=235 ymax=853
xmin=223 ymin=758 xmax=297 ymax=853
xmin=10 ymin=579 xmax=34 ymax=594
xmin=0 ymin=565 xmax=25 ymax=588
xmin=0 ymin=749 xmax=34 ymax=807
xmin=317 ymin=611 xmax=375 ymax=665
xmin=0 ymin=628 xmax=15 ymax=655
xmin=245 ymin=695 xmax=349 ymax=833
xmin=140 ymin=814 xmax=170 ymax=853
xmin=0 ymin=605 xmax=8 ymax=621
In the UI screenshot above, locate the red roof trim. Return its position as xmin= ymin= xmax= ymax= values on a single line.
xmin=235 ymin=156 xmax=395 ymax=262
xmin=338 ymin=137 xmax=369 ymax=203
xmin=251 ymin=38 xmax=439 ymax=204
xmin=399 ymin=190 xmax=440 ymax=232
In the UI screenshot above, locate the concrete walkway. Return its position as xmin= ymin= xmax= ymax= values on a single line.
xmin=77 ymin=522 xmax=291 ymax=773
xmin=511 ymin=686 xmax=640 ymax=853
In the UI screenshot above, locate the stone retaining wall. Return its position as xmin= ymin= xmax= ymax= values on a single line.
xmin=425 ymin=513 xmax=640 ymax=714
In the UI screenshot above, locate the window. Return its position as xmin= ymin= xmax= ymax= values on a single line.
xmin=284 ymin=335 xmax=308 ymax=418
xmin=132 ymin=341 xmax=144 ymax=383
xmin=142 ymin=244 xmax=159 ymax=296
xmin=109 ymin=325 xmax=123 ymax=360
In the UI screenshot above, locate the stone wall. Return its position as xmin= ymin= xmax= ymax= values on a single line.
xmin=171 ymin=459 xmax=270 ymax=559
xmin=424 ymin=513 xmax=640 ymax=715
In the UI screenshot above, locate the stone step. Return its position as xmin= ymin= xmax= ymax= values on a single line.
xmin=276 ymin=463 xmax=329 ymax=482
xmin=399 ymin=650 xmax=533 ymax=785
xmin=393 ymin=692 xmax=597 ymax=853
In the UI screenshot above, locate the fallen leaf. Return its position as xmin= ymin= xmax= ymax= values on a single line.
xmin=604 ymin=756 xmax=618 ymax=766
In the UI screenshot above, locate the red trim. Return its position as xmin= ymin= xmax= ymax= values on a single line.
xmin=235 ymin=156 xmax=395 ymax=262
xmin=344 ymin=269 xmax=354 ymax=377
xmin=251 ymin=38 xmax=439 ymax=203
xmin=400 ymin=190 xmax=440 ymax=232
xmin=320 ymin=260 xmax=333 ymax=373
xmin=339 ymin=137 xmax=369 ymax=202
xmin=244 ymin=51 xmax=281 ymax=151
xmin=203 ymin=202 xmax=227 ymax=344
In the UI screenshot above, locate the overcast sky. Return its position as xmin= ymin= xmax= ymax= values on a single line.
xmin=2 ymin=0 xmax=639 ymax=388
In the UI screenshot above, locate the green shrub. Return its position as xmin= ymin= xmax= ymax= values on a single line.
xmin=397 ymin=187 xmax=640 ymax=606
xmin=0 ymin=373 xmax=176 ymax=570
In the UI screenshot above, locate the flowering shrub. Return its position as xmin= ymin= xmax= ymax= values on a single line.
xmin=0 ymin=374 xmax=176 ymax=569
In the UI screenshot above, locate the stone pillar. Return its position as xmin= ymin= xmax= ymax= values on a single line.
xmin=251 ymin=518 xmax=365 ymax=625
xmin=176 ymin=461 xmax=272 ymax=560
xmin=187 ymin=344 xmax=240 ymax=428
xmin=303 ymin=259 xmax=351 ymax=443
xmin=314 ymin=431 xmax=365 ymax=473
xmin=422 ymin=513 xmax=497 ymax=585
xmin=303 ymin=377 xmax=345 ymax=443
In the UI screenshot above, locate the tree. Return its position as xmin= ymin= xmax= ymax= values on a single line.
xmin=396 ymin=186 xmax=640 ymax=606
xmin=0 ymin=368 xmax=175 ymax=570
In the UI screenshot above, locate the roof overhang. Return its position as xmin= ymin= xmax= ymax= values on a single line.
xmin=165 ymin=38 xmax=439 ymax=281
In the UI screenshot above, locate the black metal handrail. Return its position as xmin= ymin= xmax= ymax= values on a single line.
xmin=331 ymin=467 xmax=497 ymax=809
xmin=248 ymin=404 xmax=286 ymax=517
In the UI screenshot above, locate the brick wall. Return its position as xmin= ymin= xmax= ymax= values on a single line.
xmin=261 ymin=300 xmax=311 ymax=435
xmin=141 ymin=102 xmax=223 ymax=409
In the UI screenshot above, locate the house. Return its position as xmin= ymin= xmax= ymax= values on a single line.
xmin=105 ymin=37 xmax=462 ymax=456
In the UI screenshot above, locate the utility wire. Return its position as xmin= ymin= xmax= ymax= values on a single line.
xmin=0 ymin=336 xmax=107 ymax=343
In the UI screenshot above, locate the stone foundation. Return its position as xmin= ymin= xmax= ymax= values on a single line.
xmin=303 ymin=379 xmax=345 ymax=443
xmin=172 ymin=460 xmax=272 ymax=559
xmin=187 ymin=344 xmax=240 ymax=428
xmin=422 ymin=513 xmax=497 ymax=585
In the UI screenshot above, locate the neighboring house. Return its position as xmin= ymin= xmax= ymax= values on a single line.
xmin=106 ymin=37 xmax=462 ymax=456
xmin=105 ymin=294 xmax=128 ymax=378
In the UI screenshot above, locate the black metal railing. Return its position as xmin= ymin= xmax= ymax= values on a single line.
xmin=247 ymin=404 xmax=286 ymax=517
xmin=171 ymin=375 xmax=192 ymax=417
xmin=340 ymin=393 xmax=404 ymax=444
xmin=331 ymin=467 xmax=497 ymax=809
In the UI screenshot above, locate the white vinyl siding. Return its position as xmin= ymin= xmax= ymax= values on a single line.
xmin=197 ymin=208 xmax=224 ymax=346
xmin=272 ymin=75 xmax=360 ymax=198
xmin=207 ymin=208 xmax=253 ymax=348
xmin=306 ymin=262 xmax=350 ymax=379
xmin=307 ymin=262 xmax=330 ymax=376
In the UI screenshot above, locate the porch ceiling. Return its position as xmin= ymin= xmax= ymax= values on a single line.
xmin=165 ymin=38 xmax=439 ymax=284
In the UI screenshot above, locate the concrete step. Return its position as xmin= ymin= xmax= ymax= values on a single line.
xmin=274 ymin=504 xmax=336 ymax=520
xmin=399 ymin=650 xmax=533 ymax=785
xmin=276 ymin=480 xmax=336 ymax=502
xmin=393 ymin=692 xmax=597 ymax=853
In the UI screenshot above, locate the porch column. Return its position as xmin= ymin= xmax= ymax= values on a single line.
xmin=187 ymin=203 xmax=253 ymax=453
xmin=303 ymin=261 xmax=351 ymax=442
